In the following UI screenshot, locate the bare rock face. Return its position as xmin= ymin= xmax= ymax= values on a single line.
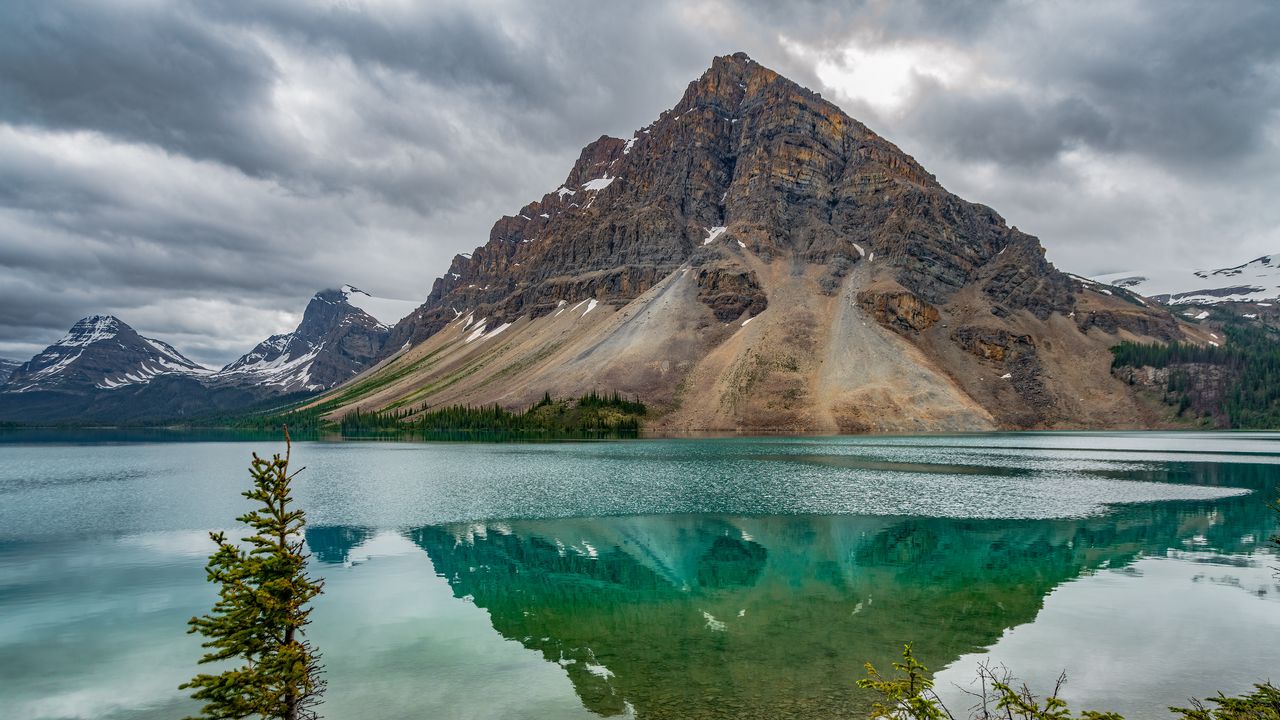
xmin=980 ymin=236 xmax=1077 ymax=320
xmin=950 ymin=325 xmax=1053 ymax=426
xmin=1115 ymin=364 xmax=1234 ymax=425
xmin=856 ymin=289 xmax=940 ymax=334
xmin=696 ymin=267 xmax=768 ymax=322
xmin=1074 ymin=306 xmax=1181 ymax=342
xmin=317 ymin=53 xmax=1192 ymax=433
xmin=951 ymin=326 xmax=1034 ymax=363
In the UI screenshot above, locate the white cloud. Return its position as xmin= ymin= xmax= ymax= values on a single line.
xmin=781 ymin=34 xmax=979 ymax=116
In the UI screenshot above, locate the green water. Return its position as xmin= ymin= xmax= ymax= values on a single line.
xmin=0 ymin=432 xmax=1276 ymax=719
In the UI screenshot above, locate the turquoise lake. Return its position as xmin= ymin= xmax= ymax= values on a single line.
xmin=0 ymin=431 xmax=1277 ymax=719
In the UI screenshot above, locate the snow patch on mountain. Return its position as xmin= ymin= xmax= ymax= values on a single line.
xmin=55 ymin=315 xmax=124 ymax=347
xmin=464 ymin=322 xmax=489 ymax=343
xmin=21 ymin=349 xmax=83 ymax=387
xmin=581 ymin=174 xmax=616 ymax=192
xmin=219 ymin=344 xmax=323 ymax=391
xmin=97 ymin=353 xmax=216 ymax=389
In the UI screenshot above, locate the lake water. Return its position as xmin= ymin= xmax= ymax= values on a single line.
xmin=0 ymin=431 xmax=1277 ymax=720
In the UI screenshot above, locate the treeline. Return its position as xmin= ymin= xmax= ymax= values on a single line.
xmin=566 ymin=390 xmax=646 ymax=414
xmin=338 ymin=391 xmax=646 ymax=438
xmin=1111 ymin=325 xmax=1280 ymax=428
xmin=1109 ymin=338 xmax=1256 ymax=369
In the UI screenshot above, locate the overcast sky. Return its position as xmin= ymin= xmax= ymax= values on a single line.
xmin=2 ymin=0 xmax=1278 ymax=366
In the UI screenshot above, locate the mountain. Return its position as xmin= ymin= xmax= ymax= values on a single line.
xmin=0 ymin=358 xmax=21 ymax=385
xmin=0 ymin=286 xmax=419 ymax=424
xmin=3 ymin=315 xmax=211 ymax=393
xmin=304 ymin=53 xmax=1197 ymax=433
xmin=0 ymin=315 xmax=252 ymax=424
xmin=1093 ymin=253 xmax=1280 ymax=305
xmin=218 ymin=286 xmax=415 ymax=393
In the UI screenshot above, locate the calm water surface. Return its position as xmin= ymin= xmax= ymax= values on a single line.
xmin=0 ymin=431 xmax=1277 ymax=719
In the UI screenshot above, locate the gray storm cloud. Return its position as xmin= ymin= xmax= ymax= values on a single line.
xmin=1 ymin=0 xmax=1277 ymax=365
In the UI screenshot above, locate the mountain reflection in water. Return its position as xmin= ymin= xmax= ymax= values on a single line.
xmin=306 ymin=485 xmax=1277 ymax=720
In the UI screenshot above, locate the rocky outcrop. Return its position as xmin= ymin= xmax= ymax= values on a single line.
xmin=1114 ymin=363 xmax=1234 ymax=425
xmin=696 ymin=267 xmax=768 ymax=322
xmin=856 ymin=289 xmax=939 ymax=334
xmin=950 ymin=326 xmax=1033 ymax=363
xmin=981 ymin=237 xmax=1077 ymax=320
xmin=950 ymin=325 xmax=1053 ymax=426
xmin=1074 ymin=308 xmax=1181 ymax=342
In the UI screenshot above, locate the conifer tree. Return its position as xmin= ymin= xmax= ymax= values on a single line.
xmin=183 ymin=429 xmax=325 ymax=720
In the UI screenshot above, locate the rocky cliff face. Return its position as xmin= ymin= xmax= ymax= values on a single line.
xmin=297 ymin=54 xmax=1198 ymax=432
xmin=1114 ymin=363 xmax=1235 ymax=426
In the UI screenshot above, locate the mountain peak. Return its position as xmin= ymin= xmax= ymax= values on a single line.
xmin=218 ymin=284 xmax=417 ymax=392
xmin=4 ymin=315 xmax=208 ymax=393
xmin=706 ymin=51 xmax=767 ymax=81
xmin=387 ymin=53 xmax=957 ymax=349
xmin=59 ymin=315 xmax=128 ymax=347
xmin=668 ymin=51 xmax=777 ymax=119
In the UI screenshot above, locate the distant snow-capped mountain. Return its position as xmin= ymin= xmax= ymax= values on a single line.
xmin=0 ymin=285 xmax=420 ymax=423
xmin=3 ymin=315 xmax=211 ymax=393
xmin=1093 ymin=253 xmax=1280 ymax=305
xmin=219 ymin=286 xmax=412 ymax=392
